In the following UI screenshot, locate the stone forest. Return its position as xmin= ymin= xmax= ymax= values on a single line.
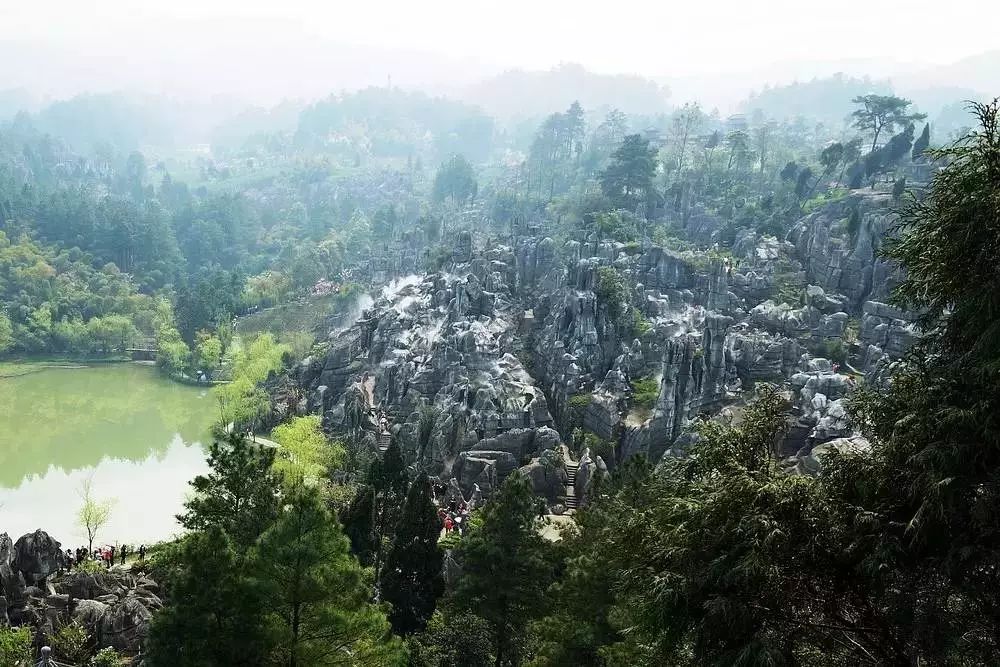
xmin=2 ymin=10 xmax=1000 ymax=665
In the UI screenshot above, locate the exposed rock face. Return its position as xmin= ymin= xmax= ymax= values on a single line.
xmin=750 ymin=300 xmax=848 ymax=341
xmin=790 ymin=192 xmax=902 ymax=309
xmin=298 ymin=258 xmax=560 ymax=493
xmin=59 ymin=571 xmax=160 ymax=655
xmin=782 ymin=435 xmax=871 ymax=475
xmin=574 ymin=448 xmax=608 ymax=507
xmin=1 ymin=532 xmax=26 ymax=617
xmin=519 ymin=448 xmax=569 ymax=500
xmin=292 ymin=217 xmax=905 ymax=494
xmin=12 ymin=530 xmax=63 ymax=584
xmin=1 ymin=529 xmax=158 ymax=658
xmin=859 ymin=300 xmax=919 ymax=372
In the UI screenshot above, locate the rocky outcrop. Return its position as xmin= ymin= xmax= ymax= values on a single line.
xmin=790 ymin=192 xmax=902 ymax=309
xmin=0 ymin=530 xmax=158 ymax=659
xmin=292 ymin=225 xmax=883 ymax=489
xmin=574 ymin=448 xmax=608 ymax=507
xmin=1 ymin=532 xmax=26 ymax=621
xmin=297 ymin=256 xmax=558 ymax=493
xmin=519 ymin=448 xmax=569 ymax=500
xmin=859 ymin=300 xmax=919 ymax=372
xmin=13 ymin=529 xmax=64 ymax=584
xmin=782 ymin=435 xmax=871 ymax=476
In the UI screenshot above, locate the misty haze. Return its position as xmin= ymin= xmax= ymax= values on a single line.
xmin=1 ymin=1 xmax=999 ymax=665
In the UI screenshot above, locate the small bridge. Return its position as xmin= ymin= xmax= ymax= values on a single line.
xmin=126 ymin=337 xmax=158 ymax=361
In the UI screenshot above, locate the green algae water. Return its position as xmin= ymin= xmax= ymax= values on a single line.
xmin=0 ymin=363 xmax=216 ymax=546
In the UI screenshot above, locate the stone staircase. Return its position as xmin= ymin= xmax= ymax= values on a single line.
xmin=377 ymin=431 xmax=391 ymax=453
xmin=564 ymin=461 xmax=579 ymax=510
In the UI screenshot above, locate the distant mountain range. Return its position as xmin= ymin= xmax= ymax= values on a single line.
xmin=0 ymin=30 xmax=994 ymax=145
xmin=662 ymin=51 xmax=998 ymax=113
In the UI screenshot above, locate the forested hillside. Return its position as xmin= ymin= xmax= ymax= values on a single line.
xmin=1 ymin=39 xmax=999 ymax=666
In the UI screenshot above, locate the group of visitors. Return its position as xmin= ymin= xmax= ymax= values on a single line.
xmin=62 ymin=543 xmax=146 ymax=571
xmin=438 ymin=500 xmax=471 ymax=535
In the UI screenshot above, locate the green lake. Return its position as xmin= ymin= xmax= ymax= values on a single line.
xmin=0 ymin=363 xmax=216 ymax=547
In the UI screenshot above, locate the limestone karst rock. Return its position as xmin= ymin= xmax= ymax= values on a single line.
xmin=12 ymin=529 xmax=63 ymax=585
xmin=292 ymin=191 xmax=913 ymax=499
xmin=0 ymin=529 xmax=159 ymax=657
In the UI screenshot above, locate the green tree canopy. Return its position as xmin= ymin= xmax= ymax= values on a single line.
xmin=381 ymin=473 xmax=445 ymax=635
xmin=599 ymin=134 xmax=658 ymax=212
xmin=452 ymin=472 xmax=553 ymax=666
xmin=433 ymin=154 xmax=478 ymax=204
xmin=177 ymin=431 xmax=282 ymax=551
xmin=253 ymin=484 xmax=403 ymax=666
xmin=146 ymin=527 xmax=273 ymax=667
xmin=851 ymin=94 xmax=927 ymax=152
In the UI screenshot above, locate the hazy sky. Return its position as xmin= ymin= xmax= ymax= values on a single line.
xmin=1 ymin=0 xmax=997 ymax=102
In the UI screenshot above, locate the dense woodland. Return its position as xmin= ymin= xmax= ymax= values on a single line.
xmin=2 ymin=63 xmax=1000 ymax=666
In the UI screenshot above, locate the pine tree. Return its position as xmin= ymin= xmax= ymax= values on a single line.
xmin=842 ymin=99 xmax=1000 ymax=663
xmin=599 ymin=134 xmax=658 ymax=211
xmin=146 ymin=528 xmax=272 ymax=666
xmin=340 ymin=484 xmax=376 ymax=565
xmin=253 ymin=484 xmax=403 ymax=666
xmin=453 ymin=472 xmax=553 ymax=666
xmin=794 ymin=166 xmax=813 ymax=198
xmin=432 ymin=154 xmax=477 ymax=204
xmin=368 ymin=439 xmax=409 ymax=591
xmin=381 ymin=474 xmax=444 ymax=635
xmin=847 ymin=160 xmax=865 ymax=189
xmin=177 ymin=430 xmax=281 ymax=552
xmin=851 ymin=94 xmax=927 ymax=152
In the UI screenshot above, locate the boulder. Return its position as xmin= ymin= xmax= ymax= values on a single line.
xmin=1 ymin=533 xmax=26 ymax=609
xmin=72 ymin=598 xmax=110 ymax=636
xmin=102 ymin=595 xmax=154 ymax=654
xmin=57 ymin=571 xmax=114 ymax=600
xmin=518 ymin=450 xmax=568 ymax=500
xmin=13 ymin=530 xmax=63 ymax=584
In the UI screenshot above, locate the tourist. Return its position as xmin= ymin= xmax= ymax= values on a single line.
xmin=65 ymin=549 xmax=74 ymax=571
xmin=120 ymin=544 xmax=128 ymax=565
xmin=138 ymin=544 xmax=146 ymax=561
xmin=108 ymin=545 xmax=116 ymax=568
xmin=444 ymin=516 xmax=454 ymax=534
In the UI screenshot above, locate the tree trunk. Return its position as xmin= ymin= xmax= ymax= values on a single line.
xmin=870 ymin=119 xmax=883 ymax=154
xmin=290 ymin=602 xmax=300 ymax=667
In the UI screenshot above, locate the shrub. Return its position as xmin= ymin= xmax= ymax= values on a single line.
xmin=91 ymin=647 xmax=126 ymax=667
xmin=595 ymin=266 xmax=632 ymax=330
xmin=630 ymin=376 xmax=659 ymax=409
xmin=50 ymin=620 xmax=90 ymax=664
xmin=582 ymin=432 xmax=615 ymax=463
xmin=631 ymin=311 xmax=653 ymax=338
xmin=0 ymin=626 xmax=32 ymax=667
xmin=820 ymin=339 xmax=848 ymax=364
xmin=567 ymin=394 xmax=592 ymax=429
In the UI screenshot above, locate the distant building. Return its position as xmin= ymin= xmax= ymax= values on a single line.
xmin=725 ymin=114 xmax=748 ymax=133
xmin=642 ymin=127 xmax=666 ymax=149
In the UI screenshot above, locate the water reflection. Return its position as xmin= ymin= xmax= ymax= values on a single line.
xmin=0 ymin=363 xmax=215 ymax=543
